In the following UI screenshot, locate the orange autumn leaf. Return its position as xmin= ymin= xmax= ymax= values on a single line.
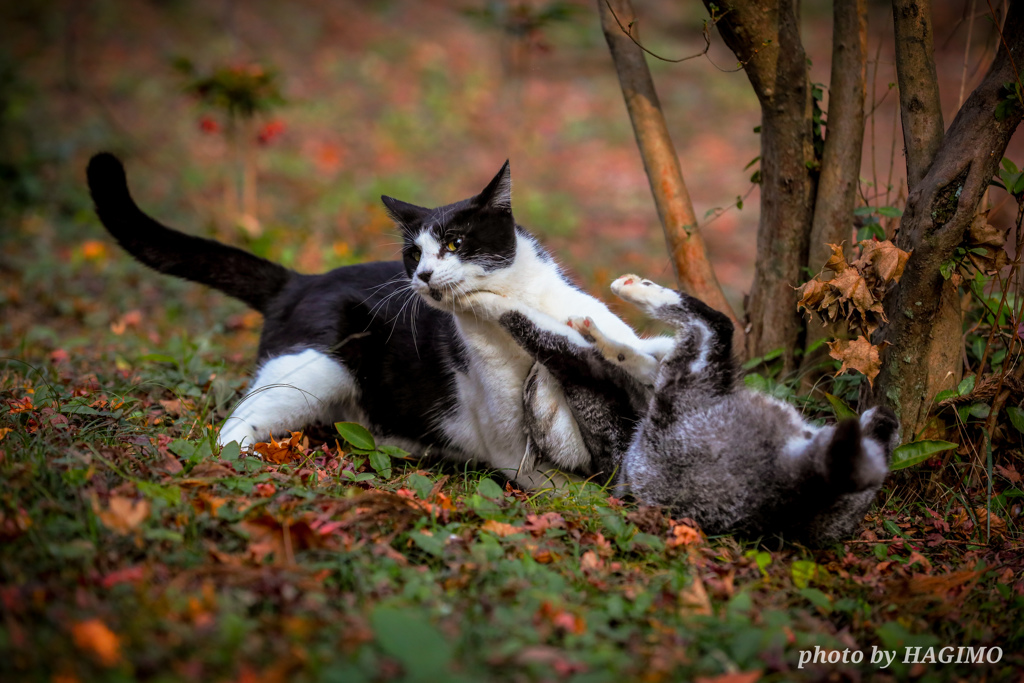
xmin=71 ymin=619 xmax=122 ymax=667
xmin=827 ymin=336 xmax=888 ymax=387
xmin=0 ymin=427 xmax=12 ymax=442
xmin=92 ymin=495 xmax=150 ymax=535
xmin=666 ymin=522 xmax=701 ymax=548
xmin=253 ymin=431 xmax=306 ymax=464
xmin=480 ymin=520 xmax=523 ymax=537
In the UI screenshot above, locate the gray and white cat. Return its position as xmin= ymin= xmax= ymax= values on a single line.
xmin=86 ymin=153 xmax=667 ymax=488
xmin=492 ymin=275 xmax=899 ymax=543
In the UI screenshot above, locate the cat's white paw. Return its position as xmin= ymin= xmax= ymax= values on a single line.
xmin=568 ymin=315 xmax=659 ymax=385
xmin=218 ymin=419 xmax=259 ymax=449
xmin=610 ymin=274 xmax=680 ymax=314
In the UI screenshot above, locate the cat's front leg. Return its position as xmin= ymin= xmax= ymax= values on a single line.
xmin=218 ymin=348 xmax=357 ymax=449
xmin=567 ymin=315 xmax=659 ymax=386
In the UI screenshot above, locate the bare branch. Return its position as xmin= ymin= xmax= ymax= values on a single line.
xmin=869 ymin=0 xmax=1024 ymax=437
xmin=802 ymin=0 xmax=869 ymax=372
xmin=892 ymin=0 xmax=945 ymax=187
xmin=597 ymin=0 xmax=743 ymax=349
xmin=808 ymin=0 xmax=868 ymax=281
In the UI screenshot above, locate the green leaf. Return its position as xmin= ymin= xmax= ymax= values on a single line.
xmin=743 ymin=155 xmax=760 ymax=171
xmin=218 ymin=441 xmax=241 ymax=462
xmin=408 ymin=473 xmax=433 ymax=499
xmin=377 ymin=444 xmax=410 ymax=458
xmin=476 ymin=478 xmax=505 ymax=500
xmin=877 ymin=206 xmax=903 ymax=218
xmin=825 ymin=393 xmax=857 ymax=420
xmin=368 ymin=451 xmax=392 ymax=479
xmin=1001 ymin=157 xmax=1020 ymax=174
xmin=792 ymin=560 xmax=825 ymax=588
xmin=409 ymin=531 xmax=446 ymax=557
xmin=799 ymin=587 xmax=833 ymax=613
xmin=957 ymin=375 xmax=976 ymax=396
xmin=169 ymin=439 xmax=213 ymax=463
xmin=934 ymin=389 xmax=957 ymax=403
xmin=1006 ymin=406 xmax=1024 ymax=433
xmin=744 ymin=374 xmax=769 ymax=392
xmin=1014 ymin=174 xmax=1024 ymax=196
xmin=335 ymin=422 xmax=376 ymax=451
xmin=890 ymin=440 xmax=957 ymax=470
xmin=137 ymin=481 xmax=182 ymax=507
xmin=968 ymin=403 xmax=990 ymax=419
xmin=370 ymin=607 xmax=452 ymax=682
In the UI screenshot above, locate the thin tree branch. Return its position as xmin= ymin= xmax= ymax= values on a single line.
xmin=892 ymin=0 xmax=945 ymax=188
xmin=802 ymin=0 xmax=869 ymax=372
xmin=597 ymin=0 xmax=743 ymax=349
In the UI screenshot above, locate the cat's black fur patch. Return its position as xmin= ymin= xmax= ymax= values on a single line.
xmin=384 ymin=162 xmax=518 ymax=275
xmin=88 ymin=153 xmax=465 ymax=452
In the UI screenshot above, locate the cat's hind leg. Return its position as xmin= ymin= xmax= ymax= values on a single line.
xmin=218 ymin=348 xmax=356 ymax=448
xmin=610 ymin=274 xmax=736 ymax=396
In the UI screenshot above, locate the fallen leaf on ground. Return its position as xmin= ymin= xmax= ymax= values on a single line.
xmin=481 ymin=520 xmax=523 ymax=537
xmin=679 ymin=575 xmax=712 ymax=616
xmin=92 ymin=495 xmax=150 ymax=534
xmin=253 ymin=431 xmax=306 ymax=464
xmin=71 ymin=619 xmax=121 ymax=666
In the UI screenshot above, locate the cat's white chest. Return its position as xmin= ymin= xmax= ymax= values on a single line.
xmin=443 ymin=316 xmax=535 ymax=470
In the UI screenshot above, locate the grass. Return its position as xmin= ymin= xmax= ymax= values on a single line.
xmin=2 ymin=1 xmax=1023 ymax=679
xmin=2 ymin=234 xmax=1023 ymax=683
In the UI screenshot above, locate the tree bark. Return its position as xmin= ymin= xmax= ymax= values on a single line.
xmin=868 ymin=1 xmax=1024 ymax=438
xmin=890 ymin=0 xmax=962 ymax=425
xmin=802 ymin=0 xmax=869 ymax=377
xmin=598 ymin=0 xmax=743 ymax=350
xmin=891 ymin=0 xmax=945 ymax=188
xmin=706 ymin=0 xmax=817 ymax=370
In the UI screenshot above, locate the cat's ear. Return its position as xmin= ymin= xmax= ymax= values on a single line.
xmin=476 ymin=160 xmax=512 ymax=212
xmin=381 ymin=196 xmax=429 ymax=231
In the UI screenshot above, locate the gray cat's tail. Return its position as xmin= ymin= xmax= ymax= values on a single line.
xmin=86 ymin=153 xmax=293 ymax=313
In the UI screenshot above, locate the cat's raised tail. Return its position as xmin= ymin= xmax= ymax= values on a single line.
xmin=86 ymin=153 xmax=293 ymax=313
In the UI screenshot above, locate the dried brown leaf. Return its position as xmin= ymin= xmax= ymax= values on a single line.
xmin=823 ymin=243 xmax=848 ymax=273
xmin=827 ymin=336 xmax=888 ymax=387
xmin=858 ymin=239 xmax=911 ymax=284
xmin=93 ymin=495 xmax=150 ymax=535
xmin=830 ymin=268 xmax=876 ymax=317
xmin=481 ymin=520 xmax=524 ymax=537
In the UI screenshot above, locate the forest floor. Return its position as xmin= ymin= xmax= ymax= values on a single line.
xmin=3 ymin=1 xmax=1024 ymax=681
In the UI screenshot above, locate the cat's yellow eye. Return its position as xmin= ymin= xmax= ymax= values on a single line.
xmin=446 ymin=236 xmax=463 ymax=252
xmin=410 ymin=249 xmax=421 ymax=263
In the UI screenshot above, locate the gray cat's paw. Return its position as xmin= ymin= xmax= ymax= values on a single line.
xmin=610 ymin=274 xmax=680 ymax=314
xmin=568 ymin=315 xmax=659 ymax=384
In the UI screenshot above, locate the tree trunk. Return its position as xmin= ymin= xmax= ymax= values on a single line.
xmin=868 ymin=1 xmax=1024 ymax=438
xmin=802 ymin=0 xmax=869 ymax=380
xmin=598 ymin=0 xmax=743 ymax=351
xmin=707 ymin=0 xmax=817 ymax=370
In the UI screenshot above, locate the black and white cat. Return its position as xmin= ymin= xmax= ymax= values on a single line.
xmin=86 ymin=153 xmax=667 ymax=487
xmin=493 ymin=275 xmax=899 ymax=543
